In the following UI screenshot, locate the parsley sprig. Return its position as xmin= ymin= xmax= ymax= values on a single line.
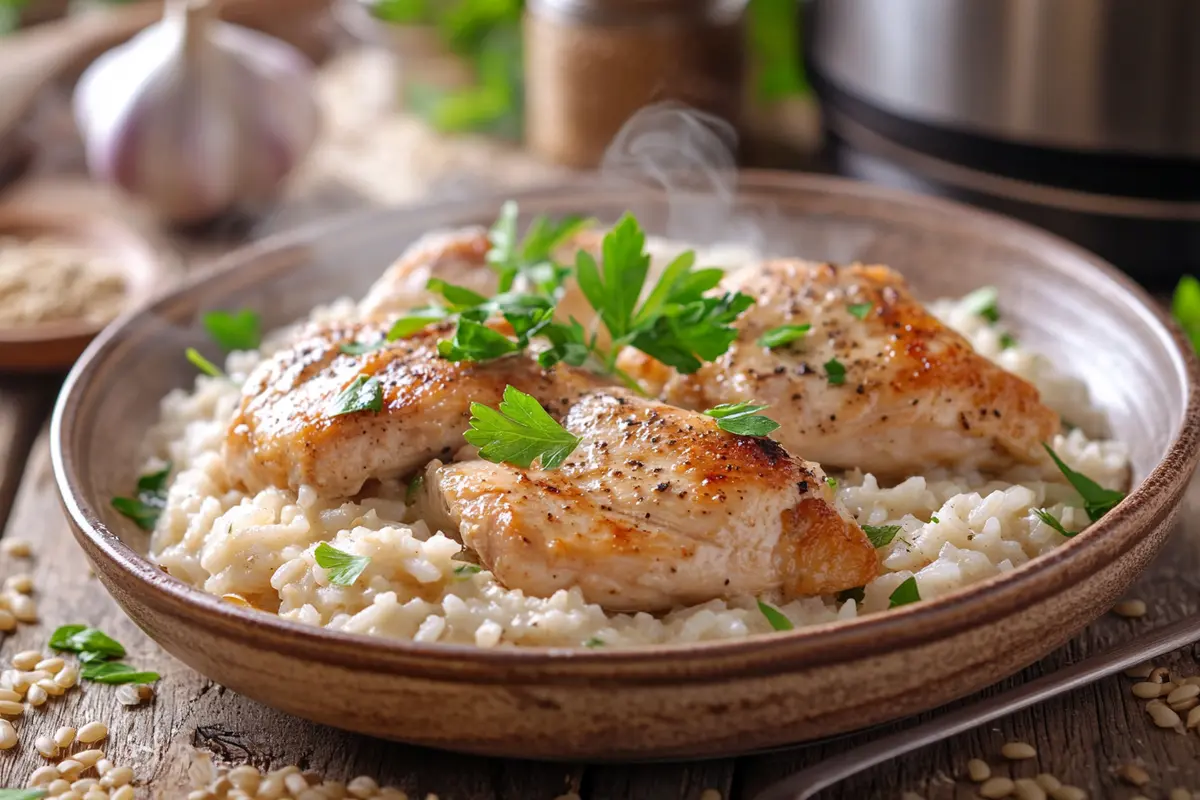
xmin=862 ymin=524 xmax=901 ymax=548
xmin=486 ymin=200 xmax=592 ymax=295
xmin=201 ymin=309 xmax=261 ymax=352
xmin=1042 ymin=443 xmax=1125 ymax=522
xmin=703 ymin=402 xmax=780 ymax=437
xmin=1172 ymin=275 xmax=1200 ymax=352
xmin=464 ymin=385 xmax=581 ymax=470
xmin=49 ymin=624 xmax=159 ymax=685
xmin=111 ymin=463 xmax=171 ymax=531
xmin=314 ymin=542 xmax=372 ymax=586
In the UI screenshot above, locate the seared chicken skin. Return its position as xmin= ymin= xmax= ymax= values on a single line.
xmin=621 ymin=260 xmax=1061 ymax=478
xmin=224 ymin=320 xmax=607 ymax=497
xmin=422 ymin=390 xmax=878 ymax=611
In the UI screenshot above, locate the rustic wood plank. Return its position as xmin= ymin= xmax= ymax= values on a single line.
xmin=0 ymin=378 xmax=58 ymax=531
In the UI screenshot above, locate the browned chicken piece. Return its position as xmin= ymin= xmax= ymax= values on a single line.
xmin=620 ymin=260 xmax=1061 ymax=479
xmin=358 ymin=226 xmax=605 ymax=330
xmin=421 ymin=390 xmax=879 ymax=612
xmin=224 ymin=320 xmax=609 ymax=497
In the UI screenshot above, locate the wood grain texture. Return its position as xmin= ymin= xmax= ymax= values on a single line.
xmin=0 ymin=400 xmax=1198 ymax=797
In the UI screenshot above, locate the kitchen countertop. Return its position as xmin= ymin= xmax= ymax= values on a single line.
xmin=0 ymin=47 xmax=1195 ymax=800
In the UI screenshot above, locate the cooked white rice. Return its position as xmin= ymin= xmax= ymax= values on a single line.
xmin=145 ymin=251 xmax=1129 ymax=649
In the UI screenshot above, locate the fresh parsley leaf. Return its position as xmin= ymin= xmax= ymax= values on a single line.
xmin=836 ymin=586 xmax=865 ymax=604
xmin=314 ymin=542 xmax=371 ymax=586
xmin=584 ymin=636 xmax=605 ymax=648
xmin=185 ymin=347 xmax=224 ymax=378
xmin=437 ymin=318 xmax=521 ymax=362
xmin=703 ymin=402 xmax=780 ymax=437
xmin=463 ymin=385 xmax=581 ymax=469
xmin=999 ymin=332 xmax=1017 ymax=350
xmin=574 ymin=214 xmax=652 ymax=342
xmin=962 ymin=286 xmax=1000 ymax=323
xmin=824 ymin=358 xmax=846 ymax=385
xmin=846 ymin=302 xmax=872 ymax=320
xmin=630 ymin=291 xmax=755 ymax=374
xmin=426 ymin=278 xmax=489 ymax=310
xmin=387 ymin=307 xmax=449 ymax=340
xmin=201 ymin=309 xmax=261 ymax=352
xmin=930 ymin=514 xmax=940 ymax=524
xmin=756 ymin=599 xmax=794 ymax=631
xmin=339 ymin=340 xmax=385 ymax=355
xmin=80 ymin=661 xmax=160 ymax=685
xmin=862 ymin=524 xmax=901 ymax=548
xmin=406 ymin=473 xmax=424 ymax=504
xmin=536 ymin=319 xmax=593 ymax=369
xmin=49 ymin=625 xmax=126 ymax=659
xmin=1172 ymin=275 xmax=1200 ymax=353
xmin=888 ymin=577 xmax=921 ymax=608
xmin=0 ymin=789 xmax=48 ymax=800
xmin=486 ymin=201 xmax=590 ymax=294
xmin=453 ymin=563 xmax=482 ymax=577
xmin=757 ymin=324 xmax=811 ymax=349
xmin=1042 ymin=443 xmax=1126 ymax=522
xmin=327 ymin=375 xmax=383 ymax=417
xmin=1033 ymin=508 xmax=1077 ymax=537
xmin=825 ymin=476 xmax=838 ymax=490
xmin=112 ymin=463 xmax=171 ymax=531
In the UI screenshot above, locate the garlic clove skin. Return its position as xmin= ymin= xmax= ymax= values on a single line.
xmin=73 ymin=1 xmax=320 ymax=225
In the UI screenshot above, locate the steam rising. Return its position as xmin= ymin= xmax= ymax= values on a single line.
xmin=599 ymin=102 xmax=767 ymax=256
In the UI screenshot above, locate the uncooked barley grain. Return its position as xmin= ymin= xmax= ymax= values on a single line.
xmin=71 ymin=778 xmax=98 ymax=792
xmin=25 ymin=683 xmax=46 ymax=706
xmin=1124 ymin=662 xmax=1155 ymax=679
xmin=1170 ymin=790 xmax=1193 ymax=800
xmin=2 ymin=538 xmax=32 ymax=557
xmin=968 ymin=759 xmax=991 ymax=782
xmin=1133 ymin=682 xmax=1164 ymax=699
xmin=1117 ymin=764 xmax=1151 ymax=787
xmin=37 ymin=678 xmax=64 ymax=697
xmin=1051 ymin=787 xmax=1088 ymax=800
xmin=1149 ymin=703 xmax=1183 ymax=729
xmin=76 ymin=721 xmax=107 ymax=743
xmin=55 ymin=666 xmax=78 ymax=688
xmin=0 ymin=609 xmax=16 ymax=632
xmin=980 ymin=777 xmax=1016 ymax=798
xmin=0 ymin=699 xmax=25 ymax=716
xmin=95 ymin=759 xmax=113 ymax=777
xmin=47 ymin=780 xmax=71 ymax=795
xmin=75 ymin=749 xmax=104 ymax=768
xmin=1112 ymin=599 xmax=1147 ymax=618
xmin=9 ymin=595 xmax=36 ymax=622
xmin=104 ymin=765 xmax=134 ymax=787
xmin=1015 ymin=778 xmax=1047 ymax=800
xmin=0 ymin=719 xmax=17 ymax=749
xmin=1169 ymin=685 xmax=1200 ymax=704
xmin=1002 ymin=742 xmax=1037 ymax=760
xmin=28 ymin=766 xmax=59 ymax=786
xmin=35 ymin=657 xmax=64 ymax=674
xmin=11 ymin=650 xmax=40 ymax=670
xmin=111 ymin=787 xmax=135 ymax=800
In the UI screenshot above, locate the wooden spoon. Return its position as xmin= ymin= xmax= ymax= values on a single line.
xmin=0 ymin=0 xmax=332 ymax=148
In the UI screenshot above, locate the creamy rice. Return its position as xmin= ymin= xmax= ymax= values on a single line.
xmin=146 ymin=252 xmax=1129 ymax=648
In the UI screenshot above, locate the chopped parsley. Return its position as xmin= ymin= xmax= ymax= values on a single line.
xmin=111 ymin=463 xmax=172 ymax=531
xmin=1173 ymin=275 xmax=1200 ymax=352
xmin=185 ymin=347 xmax=224 ymax=378
xmin=888 ymin=577 xmax=921 ymax=608
xmin=825 ymin=476 xmax=838 ymax=490
xmin=756 ymin=599 xmax=794 ymax=631
xmin=453 ymin=563 xmax=482 ymax=578
xmin=405 ymin=473 xmax=424 ymax=504
xmin=999 ymin=332 xmax=1017 ymax=350
xmin=757 ymin=323 xmax=811 ymax=349
xmin=929 ymin=514 xmax=940 ymax=524
xmin=824 ymin=358 xmax=846 ymax=385
xmin=80 ymin=661 xmax=161 ymax=685
xmin=846 ymin=302 xmax=872 ymax=320
xmin=1033 ymin=508 xmax=1076 ymax=537
xmin=437 ymin=317 xmax=523 ymax=362
xmin=314 ymin=542 xmax=371 ymax=586
xmin=327 ymin=375 xmax=383 ymax=417
xmin=49 ymin=625 xmax=126 ymax=659
xmin=0 ymin=791 xmax=48 ymax=799
xmin=1042 ymin=443 xmax=1125 ymax=522
xmin=862 ymin=524 xmax=901 ymax=548
xmin=962 ymin=286 xmax=1000 ymax=323
xmin=584 ymin=636 xmax=606 ymax=648
xmin=201 ymin=309 xmax=261 ymax=352
xmin=703 ymin=402 xmax=780 ymax=437
xmin=464 ymin=385 xmax=581 ymax=470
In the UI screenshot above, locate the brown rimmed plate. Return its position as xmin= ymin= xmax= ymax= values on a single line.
xmin=50 ymin=172 xmax=1200 ymax=760
xmin=0 ymin=205 xmax=174 ymax=372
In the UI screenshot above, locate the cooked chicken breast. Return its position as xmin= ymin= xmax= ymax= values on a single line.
xmin=620 ymin=260 xmax=1061 ymax=478
xmin=358 ymin=226 xmax=605 ymax=330
xmin=224 ymin=320 xmax=607 ymax=497
xmin=422 ymin=390 xmax=878 ymax=611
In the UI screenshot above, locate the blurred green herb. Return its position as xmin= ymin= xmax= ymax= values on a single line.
xmin=0 ymin=0 xmax=29 ymax=36
xmin=1172 ymin=275 xmax=1200 ymax=353
xmin=747 ymin=0 xmax=809 ymax=102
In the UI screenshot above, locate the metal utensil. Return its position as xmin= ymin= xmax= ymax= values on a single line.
xmin=754 ymin=613 xmax=1200 ymax=800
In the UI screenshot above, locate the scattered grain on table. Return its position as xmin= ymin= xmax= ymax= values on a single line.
xmin=1116 ymin=763 xmax=1151 ymax=787
xmin=1112 ymin=598 xmax=1148 ymax=618
xmin=1015 ymin=778 xmax=1047 ymax=800
xmin=1002 ymin=741 xmax=1038 ymax=760
xmin=967 ymin=758 xmax=991 ymax=782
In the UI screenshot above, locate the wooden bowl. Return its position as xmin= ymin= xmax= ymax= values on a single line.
xmin=0 ymin=207 xmax=169 ymax=372
xmin=51 ymin=172 xmax=1200 ymax=759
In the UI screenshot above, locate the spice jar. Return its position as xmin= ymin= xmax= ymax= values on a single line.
xmin=524 ymin=0 xmax=747 ymax=168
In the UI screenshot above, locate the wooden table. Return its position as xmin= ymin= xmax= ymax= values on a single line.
xmin=1 ymin=49 xmax=1197 ymax=800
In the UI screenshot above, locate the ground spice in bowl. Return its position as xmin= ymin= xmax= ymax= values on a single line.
xmin=0 ymin=235 xmax=127 ymax=327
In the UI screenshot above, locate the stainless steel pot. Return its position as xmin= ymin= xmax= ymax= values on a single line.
xmin=807 ymin=0 xmax=1200 ymax=287
xmin=811 ymin=0 xmax=1200 ymax=158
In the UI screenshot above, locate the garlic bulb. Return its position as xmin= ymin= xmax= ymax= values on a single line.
xmin=73 ymin=0 xmax=320 ymax=225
